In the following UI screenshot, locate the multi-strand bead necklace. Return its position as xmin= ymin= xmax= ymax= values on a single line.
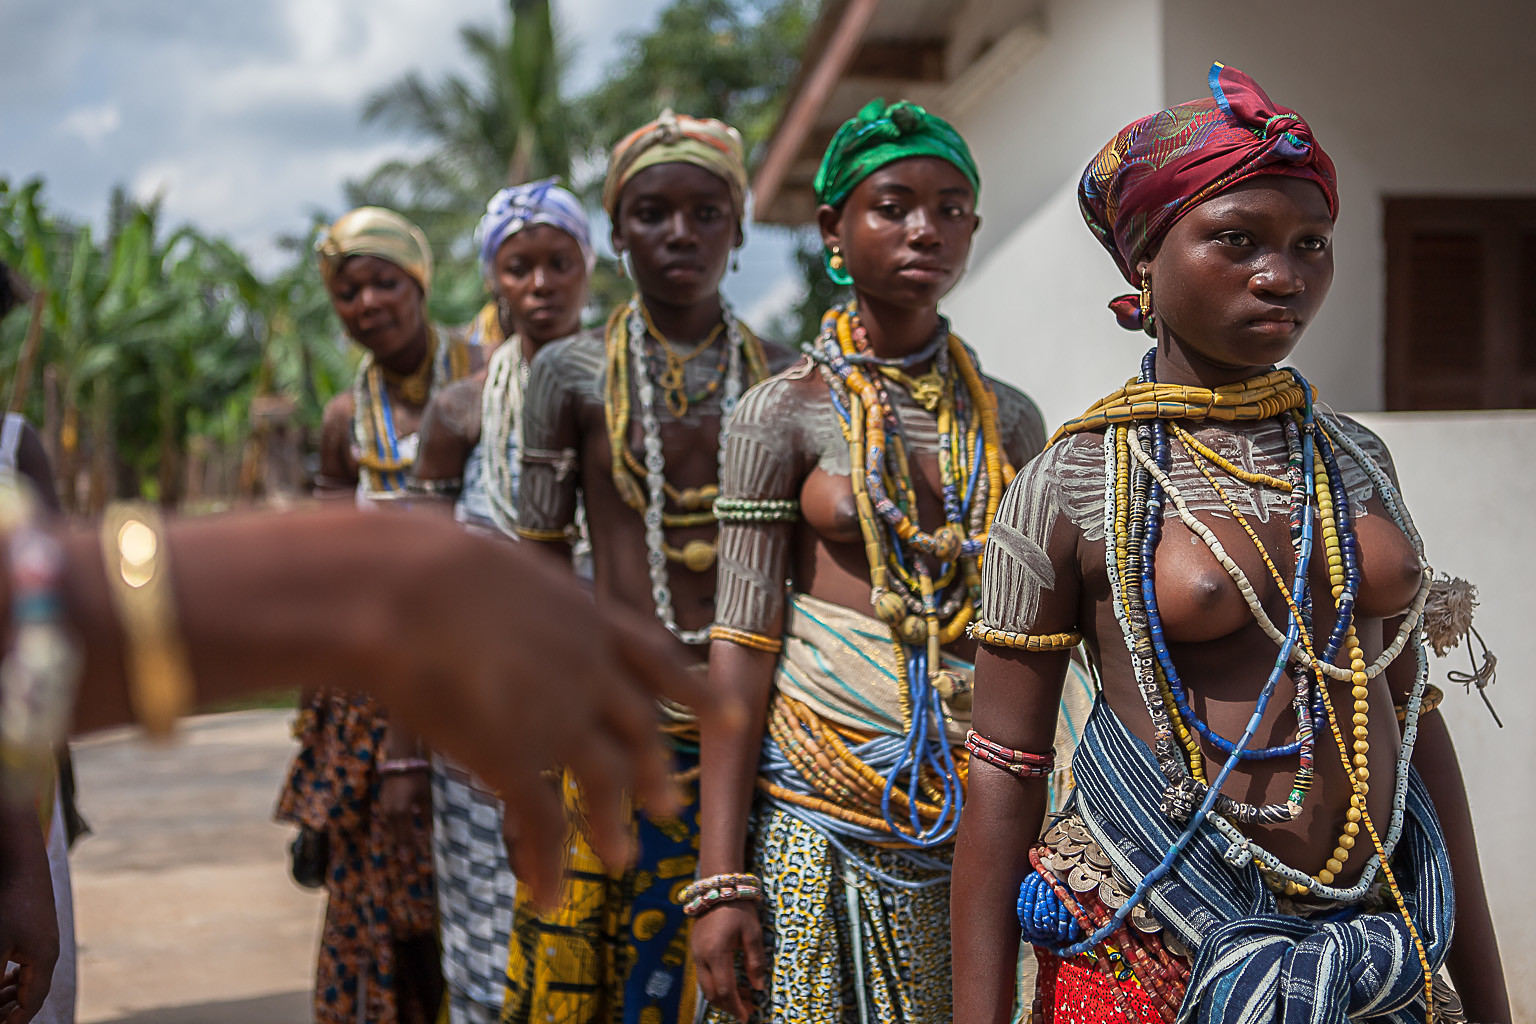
xmin=811 ymin=304 xmax=1012 ymax=846
xmin=352 ymin=326 xmax=470 ymax=496
xmin=602 ymin=296 xmax=769 ymax=644
xmin=1038 ymin=351 xmax=1437 ymax=1013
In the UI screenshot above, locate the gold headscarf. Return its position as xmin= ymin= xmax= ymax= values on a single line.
xmin=316 ymin=207 xmax=433 ymax=295
xmin=601 ymin=109 xmax=748 ymax=219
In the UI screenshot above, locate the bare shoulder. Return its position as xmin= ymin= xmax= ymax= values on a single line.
xmin=318 ymin=391 xmax=358 ymax=485
xmin=1319 ymin=411 xmax=1401 ymax=507
xmin=426 ymin=376 xmax=486 ymax=440
xmin=732 ymin=356 xmax=824 ymax=429
xmin=321 ymin=391 xmax=355 ymax=440
xmin=996 ymin=432 xmax=1109 ymax=543
xmin=527 ymin=326 xmax=604 ymax=400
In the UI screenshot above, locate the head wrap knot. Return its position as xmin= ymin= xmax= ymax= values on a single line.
xmin=813 ymin=98 xmax=980 ymax=210
xmin=1079 ymin=62 xmax=1337 ymax=331
xmin=316 ymin=207 xmax=433 ymax=296
xmin=476 ymin=179 xmax=596 ymax=281
xmin=602 ymin=110 xmax=748 ymax=219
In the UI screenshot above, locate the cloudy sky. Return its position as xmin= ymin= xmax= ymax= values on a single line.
xmin=1 ymin=0 xmax=800 ymax=321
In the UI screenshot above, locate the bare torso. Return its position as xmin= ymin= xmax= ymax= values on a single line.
xmin=988 ymin=415 xmax=1422 ymax=875
xmin=517 ymin=326 xmax=795 ymax=661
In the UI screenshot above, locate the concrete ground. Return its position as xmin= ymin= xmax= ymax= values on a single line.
xmin=69 ymin=710 xmax=323 ymax=1024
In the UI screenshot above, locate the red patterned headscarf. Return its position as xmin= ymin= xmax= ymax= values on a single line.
xmin=1079 ymin=62 xmax=1337 ymax=331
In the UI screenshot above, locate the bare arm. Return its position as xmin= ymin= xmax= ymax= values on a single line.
xmin=1383 ymin=620 xmax=1509 ymax=1021
xmin=314 ymin=393 xmax=359 ymax=499
xmin=411 ymin=376 xmax=483 ymax=515
xmin=694 ymin=379 xmax=804 ymax=1020
xmin=516 ymin=339 xmax=582 ymax=564
xmin=953 ymin=453 xmax=1082 ymax=1024
xmin=48 ymin=507 xmax=719 ymax=906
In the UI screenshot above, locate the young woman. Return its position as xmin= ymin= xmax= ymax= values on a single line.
xmin=414 ymin=180 xmax=594 ymax=539
xmin=503 ymin=112 xmax=792 ymax=1024
xmin=691 ymin=99 xmax=1077 ymax=1024
xmin=413 ymin=181 xmax=594 ymax=1024
xmin=280 ymin=207 xmax=479 ymax=1024
xmin=952 ymin=64 xmax=1509 ymax=1024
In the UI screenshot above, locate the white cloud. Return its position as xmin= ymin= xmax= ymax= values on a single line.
xmin=57 ymin=102 xmax=121 ymax=148
xmin=2 ymin=0 xmax=670 ymax=265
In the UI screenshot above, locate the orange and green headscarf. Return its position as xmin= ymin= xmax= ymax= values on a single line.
xmin=813 ymin=98 xmax=980 ymax=284
xmin=602 ymin=110 xmax=748 ymax=220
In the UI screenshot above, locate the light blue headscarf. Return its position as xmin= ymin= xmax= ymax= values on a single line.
xmin=475 ymin=179 xmax=595 ymax=281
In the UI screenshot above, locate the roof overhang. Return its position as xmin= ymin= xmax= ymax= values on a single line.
xmin=753 ymin=0 xmax=1045 ymax=224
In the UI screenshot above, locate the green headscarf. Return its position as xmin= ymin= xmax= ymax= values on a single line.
xmin=813 ymin=99 xmax=980 ymax=284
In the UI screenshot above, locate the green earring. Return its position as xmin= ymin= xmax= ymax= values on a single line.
xmin=823 ymin=245 xmax=853 ymax=286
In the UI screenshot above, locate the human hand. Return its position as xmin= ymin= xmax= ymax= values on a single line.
xmin=352 ymin=516 xmax=725 ymax=908
xmin=692 ymin=902 xmax=766 ymax=1021
xmin=0 ymin=808 xmax=58 ymax=1024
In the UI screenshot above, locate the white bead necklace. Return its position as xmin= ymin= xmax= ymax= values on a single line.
xmin=626 ymin=298 xmax=746 ymax=645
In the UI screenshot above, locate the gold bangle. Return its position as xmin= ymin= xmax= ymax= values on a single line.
xmin=515 ymin=525 xmax=573 ymax=543
xmin=709 ymin=625 xmax=783 ymax=654
xmin=100 ymin=503 xmax=193 ymax=738
xmin=967 ymin=621 xmax=1082 ymax=651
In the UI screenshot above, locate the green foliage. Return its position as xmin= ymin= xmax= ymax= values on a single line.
xmin=349 ymin=1 xmax=572 ymax=327
xmin=773 ymin=229 xmax=849 ymax=348
xmin=0 ymin=178 xmax=353 ymax=508
xmin=576 ymin=0 xmax=816 ymax=163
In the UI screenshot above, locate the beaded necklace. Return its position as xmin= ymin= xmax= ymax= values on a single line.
xmin=811 ymin=304 xmax=1013 ymax=846
xmin=1045 ymin=351 xmax=1436 ymax=1015
xmin=352 ymin=326 xmax=470 ymax=496
xmin=602 ymin=296 xmax=769 ymax=644
xmin=480 ymin=337 xmax=530 ymax=538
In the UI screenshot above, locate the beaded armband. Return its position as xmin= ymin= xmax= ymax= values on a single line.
xmin=712 ymin=497 xmax=801 ymax=524
xmin=1397 ymin=683 xmax=1444 ymax=725
xmin=965 ymin=730 xmax=1055 ymax=777
xmin=521 ymin=446 xmax=579 ymax=481
xmin=516 ymin=525 xmax=576 ymax=544
xmin=680 ymin=872 xmax=765 ymax=917
xmin=968 ymin=621 xmax=1082 ymax=652
xmin=708 ymin=624 xmax=784 ymax=654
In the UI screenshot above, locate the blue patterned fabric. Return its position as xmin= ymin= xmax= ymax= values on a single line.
xmin=1068 ymin=700 xmax=1454 ymax=1024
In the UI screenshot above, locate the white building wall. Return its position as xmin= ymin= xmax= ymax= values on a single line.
xmin=937 ymin=0 xmax=1168 ymax=431
xmin=926 ymin=2 xmax=1536 ymax=1012
xmin=1160 ymin=0 xmax=1536 ymax=413
xmin=1356 ymin=412 xmax=1536 ymax=1023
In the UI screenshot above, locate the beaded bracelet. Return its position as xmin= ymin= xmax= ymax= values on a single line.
xmin=713 ymin=497 xmax=801 ymax=524
xmin=1397 ymin=683 xmax=1443 ymax=724
xmin=708 ymin=624 xmax=784 ymax=654
xmin=380 ymin=757 xmax=431 ymax=775
xmin=965 ymin=730 xmax=1055 ymax=777
xmin=0 ymin=482 xmax=80 ymax=796
xmin=680 ymin=873 xmax=765 ymax=917
xmin=968 ymin=621 xmax=1082 ymax=651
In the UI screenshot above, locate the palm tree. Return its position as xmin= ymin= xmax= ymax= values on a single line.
xmin=348 ymin=0 xmax=572 ymax=324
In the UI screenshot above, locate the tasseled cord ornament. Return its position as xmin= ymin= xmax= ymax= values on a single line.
xmin=1422 ymin=575 xmax=1501 ymax=727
